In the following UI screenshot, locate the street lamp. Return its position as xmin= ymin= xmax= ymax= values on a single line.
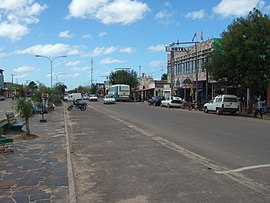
xmin=35 ymin=55 xmax=67 ymax=88
xmin=56 ymin=73 xmax=65 ymax=84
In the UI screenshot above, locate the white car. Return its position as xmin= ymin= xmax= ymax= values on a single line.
xmin=89 ymin=94 xmax=98 ymax=101
xmin=203 ymin=94 xmax=240 ymax=115
xmin=103 ymin=95 xmax=116 ymax=104
xmin=161 ymin=96 xmax=183 ymax=108
xmin=83 ymin=94 xmax=89 ymax=100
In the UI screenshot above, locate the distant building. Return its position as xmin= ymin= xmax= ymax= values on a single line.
xmin=166 ymin=38 xmax=219 ymax=101
xmin=0 ymin=69 xmax=4 ymax=89
xmin=135 ymin=75 xmax=170 ymax=101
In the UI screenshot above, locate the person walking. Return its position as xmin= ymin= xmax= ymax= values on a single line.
xmin=254 ymin=98 xmax=263 ymax=118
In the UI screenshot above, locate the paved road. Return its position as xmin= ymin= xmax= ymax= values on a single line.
xmin=0 ymin=99 xmax=14 ymax=120
xmin=66 ymin=101 xmax=270 ymax=203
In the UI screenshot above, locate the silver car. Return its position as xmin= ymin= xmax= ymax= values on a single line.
xmin=161 ymin=96 xmax=183 ymax=108
xmin=103 ymin=95 xmax=116 ymax=104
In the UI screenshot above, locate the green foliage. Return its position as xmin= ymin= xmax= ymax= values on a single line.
xmin=28 ymin=81 xmax=38 ymax=89
xmin=161 ymin=74 xmax=167 ymax=80
xmin=208 ymin=9 xmax=270 ymax=93
xmin=90 ymin=84 xmax=97 ymax=94
xmin=13 ymin=86 xmax=34 ymax=136
xmin=109 ymin=70 xmax=138 ymax=87
xmin=14 ymin=99 xmax=34 ymax=122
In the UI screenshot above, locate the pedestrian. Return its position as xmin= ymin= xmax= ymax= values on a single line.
xmin=254 ymin=98 xmax=263 ymax=118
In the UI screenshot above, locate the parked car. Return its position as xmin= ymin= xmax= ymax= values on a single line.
xmin=63 ymin=93 xmax=82 ymax=102
xmin=161 ymin=96 xmax=183 ymax=108
xmin=103 ymin=95 xmax=116 ymax=104
xmin=83 ymin=94 xmax=89 ymax=100
xmin=148 ymin=96 xmax=164 ymax=106
xmin=89 ymin=94 xmax=98 ymax=101
xmin=203 ymin=94 xmax=240 ymax=115
xmin=0 ymin=96 xmax=5 ymax=101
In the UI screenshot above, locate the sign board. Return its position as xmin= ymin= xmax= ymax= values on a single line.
xmin=41 ymin=93 xmax=49 ymax=99
xmin=165 ymin=46 xmax=187 ymax=52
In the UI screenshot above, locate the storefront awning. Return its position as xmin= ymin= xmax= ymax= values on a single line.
xmin=135 ymin=88 xmax=154 ymax=92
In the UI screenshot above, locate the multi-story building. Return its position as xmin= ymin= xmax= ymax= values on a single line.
xmin=166 ymin=38 xmax=219 ymax=101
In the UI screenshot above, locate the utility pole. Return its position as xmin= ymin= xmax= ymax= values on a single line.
xmin=11 ymin=74 xmax=16 ymax=85
xmin=91 ymin=59 xmax=93 ymax=86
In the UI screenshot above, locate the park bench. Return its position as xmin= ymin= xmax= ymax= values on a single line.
xmin=0 ymin=119 xmax=14 ymax=153
xmin=5 ymin=112 xmax=26 ymax=131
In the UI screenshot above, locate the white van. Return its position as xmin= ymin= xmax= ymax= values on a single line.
xmin=63 ymin=93 xmax=82 ymax=102
xmin=203 ymin=94 xmax=240 ymax=115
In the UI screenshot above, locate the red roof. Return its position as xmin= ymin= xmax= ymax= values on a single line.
xmin=135 ymin=88 xmax=154 ymax=92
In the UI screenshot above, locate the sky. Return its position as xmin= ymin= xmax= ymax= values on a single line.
xmin=0 ymin=0 xmax=270 ymax=90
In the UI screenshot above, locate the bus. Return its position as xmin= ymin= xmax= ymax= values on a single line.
xmin=107 ymin=84 xmax=130 ymax=101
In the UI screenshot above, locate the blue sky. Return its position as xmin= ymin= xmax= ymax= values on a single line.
xmin=0 ymin=0 xmax=270 ymax=90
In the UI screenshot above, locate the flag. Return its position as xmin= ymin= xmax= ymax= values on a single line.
xmin=200 ymin=31 xmax=204 ymax=41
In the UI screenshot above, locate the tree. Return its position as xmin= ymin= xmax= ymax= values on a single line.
xmin=207 ymin=8 xmax=270 ymax=112
xmin=161 ymin=74 xmax=167 ymax=80
xmin=109 ymin=70 xmax=138 ymax=88
xmin=28 ymin=81 xmax=38 ymax=89
xmin=13 ymin=86 xmax=34 ymax=136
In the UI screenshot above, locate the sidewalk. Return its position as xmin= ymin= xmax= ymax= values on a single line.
xmin=0 ymin=105 xmax=70 ymax=203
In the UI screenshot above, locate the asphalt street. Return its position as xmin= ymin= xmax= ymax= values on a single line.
xmin=67 ymin=101 xmax=270 ymax=203
xmin=0 ymin=99 xmax=269 ymax=202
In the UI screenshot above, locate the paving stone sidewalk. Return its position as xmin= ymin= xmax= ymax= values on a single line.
xmin=0 ymin=105 xmax=69 ymax=203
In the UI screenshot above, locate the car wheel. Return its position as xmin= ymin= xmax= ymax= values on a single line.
xmin=204 ymin=107 xmax=208 ymax=113
xmin=216 ymin=108 xmax=221 ymax=115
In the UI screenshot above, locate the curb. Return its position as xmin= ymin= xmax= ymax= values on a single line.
xmin=64 ymin=103 xmax=77 ymax=203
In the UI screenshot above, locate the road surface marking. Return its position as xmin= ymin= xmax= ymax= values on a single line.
xmin=215 ymin=164 xmax=270 ymax=174
xmin=90 ymin=105 xmax=270 ymax=193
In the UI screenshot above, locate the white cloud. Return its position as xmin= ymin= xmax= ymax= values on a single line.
xmin=15 ymin=73 xmax=28 ymax=79
xmin=0 ymin=52 xmax=8 ymax=57
xmin=71 ymin=66 xmax=89 ymax=72
xmin=88 ymin=46 xmax=118 ymax=57
xmin=98 ymin=32 xmax=107 ymax=37
xmin=59 ymin=30 xmax=73 ymax=38
xmin=68 ymin=0 xmax=150 ymax=25
xmin=119 ymin=47 xmax=134 ymax=54
xmin=185 ymin=9 xmax=206 ymax=20
xmin=149 ymin=60 xmax=163 ymax=67
xmin=155 ymin=10 xmax=174 ymax=24
xmin=147 ymin=44 xmax=165 ymax=52
xmin=0 ymin=22 xmax=28 ymax=41
xmin=14 ymin=66 xmax=36 ymax=72
xmin=100 ymin=57 xmax=126 ymax=64
xmin=82 ymin=33 xmax=93 ymax=39
xmin=15 ymin=43 xmax=81 ymax=56
xmin=213 ymin=0 xmax=263 ymax=18
xmin=0 ymin=0 xmax=47 ymax=41
xmin=65 ymin=61 xmax=81 ymax=66
xmin=71 ymin=73 xmax=80 ymax=77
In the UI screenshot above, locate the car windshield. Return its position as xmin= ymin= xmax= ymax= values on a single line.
xmin=106 ymin=95 xmax=114 ymax=98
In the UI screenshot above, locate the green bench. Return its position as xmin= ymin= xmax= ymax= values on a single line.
xmin=5 ymin=112 xmax=26 ymax=131
xmin=0 ymin=119 xmax=14 ymax=153
xmin=0 ymin=119 xmax=8 ymax=135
